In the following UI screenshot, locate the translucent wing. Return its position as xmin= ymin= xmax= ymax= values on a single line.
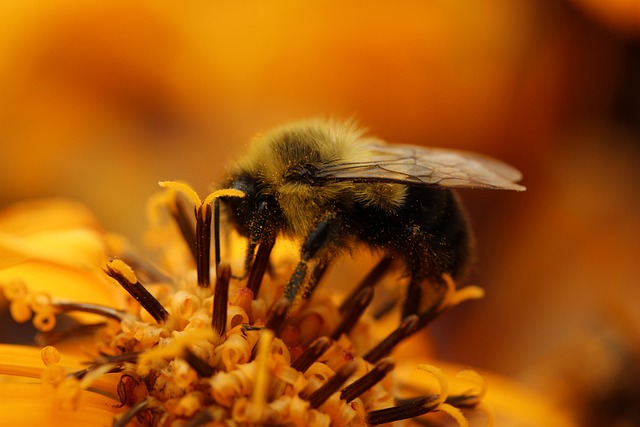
xmin=316 ymin=142 xmax=526 ymax=191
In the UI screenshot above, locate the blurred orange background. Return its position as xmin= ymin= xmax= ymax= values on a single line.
xmin=1 ymin=1 xmax=638 ymax=424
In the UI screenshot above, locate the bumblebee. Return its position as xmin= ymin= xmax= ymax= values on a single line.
xmin=221 ymin=119 xmax=524 ymax=316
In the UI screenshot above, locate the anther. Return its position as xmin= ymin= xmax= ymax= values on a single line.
xmin=305 ymin=362 xmax=357 ymax=409
xmin=53 ymin=301 xmax=128 ymax=321
xmin=195 ymin=204 xmax=212 ymax=287
xmin=291 ymin=336 xmax=332 ymax=373
xmin=366 ymin=395 xmax=440 ymax=425
xmin=246 ymin=232 xmax=275 ymax=296
xmin=340 ymin=255 xmax=393 ymax=313
xmin=264 ymin=298 xmax=290 ymax=338
xmin=104 ymin=258 xmax=169 ymax=323
xmin=170 ymin=197 xmax=197 ymax=263
xmin=212 ymin=263 xmax=231 ymax=336
xmin=184 ymin=348 xmax=215 ymax=378
xmin=113 ymin=400 xmax=152 ymax=427
xmin=364 ymin=315 xmax=419 ymax=363
xmin=331 ymin=287 xmax=373 ymax=340
xmin=340 ymin=357 xmax=395 ymax=403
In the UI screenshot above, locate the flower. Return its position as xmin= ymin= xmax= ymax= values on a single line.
xmin=0 ymin=185 xmax=573 ymax=426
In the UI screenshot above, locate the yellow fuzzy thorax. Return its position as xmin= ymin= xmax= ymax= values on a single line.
xmin=230 ymin=119 xmax=407 ymax=236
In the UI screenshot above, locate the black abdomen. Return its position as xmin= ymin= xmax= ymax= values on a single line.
xmin=350 ymin=187 xmax=471 ymax=282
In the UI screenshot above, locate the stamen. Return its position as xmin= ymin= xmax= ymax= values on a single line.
xmin=53 ymin=301 xmax=128 ymax=321
xmin=71 ymin=360 xmax=126 ymax=380
xmin=366 ymin=395 xmax=439 ymax=425
xmin=183 ymin=409 xmax=213 ymax=427
xmin=265 ymin=297 xmax=291 ymax=337
xmin=291 ymin=336 xmax=332 ymax=373
xmin=364 ymin=315 xmax=419 ymax=363
xmin=212 ymin=263 xmax=231 ymax=336
xmin=213 ymin=198 xmax=221 ymax=268
xmin=195 ymin=204 xmax=212 ymax=287
xmin=331 ymin=286 xmax=373 ymax=340
xmin=71 ymin=354 xmax=138 ymax=384
xmin=113 ymin=399 xmax=151 ymax=427
xmin=41 ymin=345 xmax=61 ymax=366
xmin=437 ymin=403 xmax=469 ymax=427
xmin=104 ymin=258 xmax=169 ymax=323
xmin=246 ymin=232 xmax=275 ymax=296
xmin=402 ymin=277 xmax=423 ymax=318
xmin=340 ymin=357 xmax=395 ymax=403
xmin=445 ymin=369 xmax=487 ymax=408
xmin=96 ymin=352 xmax=140 ymax=364
xmin=306 ymin=362 xmax=357 ymax=409
xmin=184 ymin=348 xmax=215 ymax=378
xmin=340 ymin=255 xmax=393 ymax=313
xmin=116 ymin=374 xmax=143 ymax=408
xmin=170 ymin=197 xmax=197 ymax=263
xmin=36 ymin=322 xmax=105 ymax=346
xmin=252 ymin=328 xmax=274 ymax=420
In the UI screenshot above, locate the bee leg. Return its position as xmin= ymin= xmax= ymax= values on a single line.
xmin=246 ymin=231 xmax=276 ymax=296
xmin=402 ymin=225 xmax=431 ymax=318
xmin=266 ymin=215 xmax=334 ymax=336
xmin=233 ymin=199 xmax=276 ymax=281
xmin=283 ymin=213 xmax=335 ymax=301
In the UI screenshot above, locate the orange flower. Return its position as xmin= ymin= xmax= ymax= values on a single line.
xmin=0 ymin=189 xmax=574 ymax=426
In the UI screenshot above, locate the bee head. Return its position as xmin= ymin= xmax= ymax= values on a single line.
xmin=223 ymin=173 xmax=282 ymax=240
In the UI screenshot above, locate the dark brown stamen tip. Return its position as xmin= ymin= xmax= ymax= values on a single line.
xmin=36 ymin=322 xmax=105 ymax=346
xmin=213 ymin=198 xmax=221 ymax=268
xmin=195 ymin=204 xmax=212 ymax=287
xmin=73 ymin=353 xmax=139 ymax=380
xmin=402 ymin=278 xmax=422 ymax=318
xmin=331 ymin=286 xmax=374 ymax=340
xmin=246 ymin=232 xmax=275 ymax=296
xmin=53 ymin=301 xmax=128 ymax=321
xmin=211 ymin=263 xmax=231 ymax=337
xmin=415 ymin=288 xmax=448 ymax=331
xmin=170 ymin=197 xmax=197 ymax=263
xmin=113 ymin=399 xmax=151 ymax=427
xmin=104 ymin=259 xmax=169 ymax=323
xmin=366 ymin=395 xmax=439 ymax=425
xmin=364 ymin=315 xmax=419 ymax=363
xmin=291 ymin=336 xmax=332 ymax=372
xmin=305 ymin=362 xmax=357 ymax=409
xmin=116 ymin=374 xmax=144 ymax=408
xmin=97 ymin=352 xmax=140 ymax=364
xmin=340 ymin=357 xmax=395 ymax=403
xmin=184 ymin=348 xmax=216 ymax=378
xmin=445 ymin=393 xmax=480 ymax=408
xmin=183 ymin=409 xmax=214 ymax=427
xmin=71 ymin=363 xmax=124 ymax=380
xmin=340 ymin=255 xmax=393 ymax=313
xmin=121 ymin=252 xmax=174 ymax=285
xmin=265 ymin=297 xmax=290 ymax=337
xmin=212 ymin=263 xmax=231 ymax=336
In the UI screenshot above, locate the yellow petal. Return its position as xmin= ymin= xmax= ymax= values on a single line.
xmin=0 ymin=382 xmax=122 ymax=425
xmin=0 ymin=198 xmax=107 ymax=270
xmin=0 ymin=261 xmax=121 ymax=307
xmin=0 ymin=344 xmax=119 ymax=395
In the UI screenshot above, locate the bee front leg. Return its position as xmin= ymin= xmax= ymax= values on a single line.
xmin=266 ymin=213 xmax=335 ymax=336
xmin=241 ymin=200 xmax=278 ymax=294
xmin=283 ymin=213 xmax=336 ymax=301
